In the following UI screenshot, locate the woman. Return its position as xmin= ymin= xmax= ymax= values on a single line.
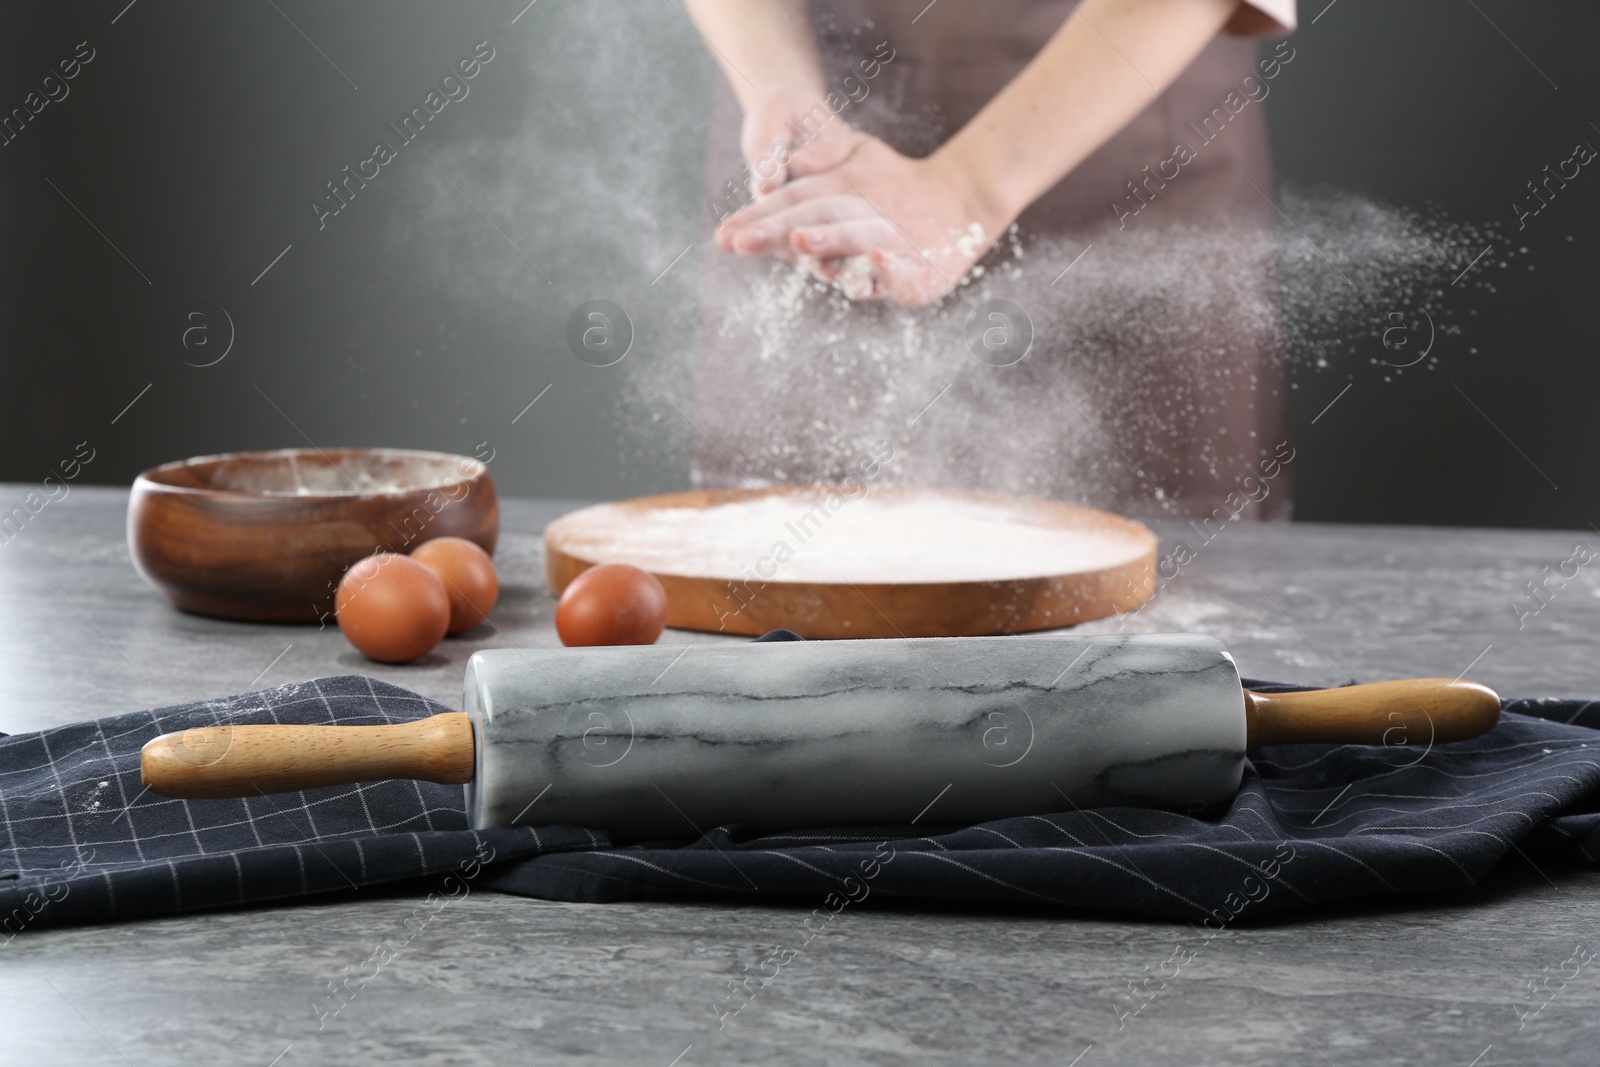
xmin=685 ymin=0 xmax=1297 ymax=520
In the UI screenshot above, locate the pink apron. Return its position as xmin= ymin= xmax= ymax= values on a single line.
xmin=694 ymin=1 xmax=1294 ymax=521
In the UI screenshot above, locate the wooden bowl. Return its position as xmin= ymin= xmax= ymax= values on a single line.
xmin=129 ymin=448 xmax=498 ymax=623
xmin=545 ymin=486 xmax=1156 ymax=638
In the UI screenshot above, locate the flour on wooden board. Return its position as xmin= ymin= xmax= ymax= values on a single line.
xmin=557 ymin=492 xmax=1147 ymax=583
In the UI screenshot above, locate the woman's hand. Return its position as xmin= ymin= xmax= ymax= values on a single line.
xmin=738 ymin=85 xmax=860 ymax=200
xmin=682 ymin=0 xmax=843 ymax=205
xmin=715 ymin=133 xmax=1010 ymax=307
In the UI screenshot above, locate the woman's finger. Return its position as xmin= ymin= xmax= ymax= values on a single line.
xmin=870 ymin=249 xmax=947 ymax=308
xmin=786 ymin=126 xmax=861 ymax=179
xmin=788 ymin=216 xmax=899 ymax=260
xmin=727 ymin=196 xmax=878 ymax=256
xmin=795 ymin=253 xmax=835 ymax=284
xmin=745 ymin=139 xmax=789 ymax=196
xmin=812 ymin=256 xmax=844 ymax=281
xmin=715 ymin=171 xmax=848 ymax=245
xmin=797 ymin=253 xmax=882 ymax=300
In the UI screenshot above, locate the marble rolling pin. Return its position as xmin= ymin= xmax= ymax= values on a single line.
xmin=141 ymin=635 xmax=1501 ymax=840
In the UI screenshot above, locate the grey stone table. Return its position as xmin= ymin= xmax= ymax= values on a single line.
xmin=3 ymin=486 xmax=1599 ymax=1066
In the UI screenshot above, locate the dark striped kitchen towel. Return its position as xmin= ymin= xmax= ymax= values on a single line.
xmin=5 ymin=665 xmax=1600 ymax=932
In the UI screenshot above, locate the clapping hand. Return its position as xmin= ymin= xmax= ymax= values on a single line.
xmin=717 ymin=131 xmax=1003 ymax=307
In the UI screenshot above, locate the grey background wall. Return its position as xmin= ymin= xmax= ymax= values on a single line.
xmin=1265 ymin=2 xmax=1600 ymax=528
xmin=0 ymin=1 xmax=1595 ymax=528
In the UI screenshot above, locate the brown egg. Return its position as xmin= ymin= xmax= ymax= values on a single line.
xmin=411 ymin=537 xmax=499 ymax=634
xmin=555 ymin=563 xmax=668 ymax=647
xmin=335 ymin=553 xmax=450 ymax=663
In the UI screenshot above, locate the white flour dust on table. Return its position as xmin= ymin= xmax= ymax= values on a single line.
xmin=553 ymin=490 xmax=1150 ymax=583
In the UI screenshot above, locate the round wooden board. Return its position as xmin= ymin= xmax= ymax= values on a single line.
xmin=544 ymin=486 xmax=1157 ymax=639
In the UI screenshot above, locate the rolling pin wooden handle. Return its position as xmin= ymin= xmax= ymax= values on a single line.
xmin=1244 ymin=678 xmax=1501 ymax=748
xmin=140 ymin=712 xmax=475 ymax=799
